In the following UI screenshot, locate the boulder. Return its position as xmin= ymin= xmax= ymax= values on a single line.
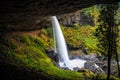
xmin=46 ymin=49 xmax=59 ymax=63
xmin=84 ymin=61 xmax=104 ymax=74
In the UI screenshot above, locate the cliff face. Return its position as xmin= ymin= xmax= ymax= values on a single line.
xmin=0 ymin=0 xmax=118 ymax=31
xmin=58 ymin=10 xmax=94 ymax=26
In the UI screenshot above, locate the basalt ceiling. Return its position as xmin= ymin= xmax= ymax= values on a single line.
xmin=0 ymin=0 xmax=119 ymax=31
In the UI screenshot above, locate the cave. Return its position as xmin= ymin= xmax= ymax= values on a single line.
xmin=0 ymin=0 xmax=119 ymax=31
xmin=0 ymin=0 xmax=120 ymax=80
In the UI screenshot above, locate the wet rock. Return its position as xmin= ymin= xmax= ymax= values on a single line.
xmin=77 ymin=68 xmax=94 ymax=77
xmin=61 ymin=67 xmax=70 ymax=70
xmin=102 ymin=60 xmax=120 ymax=77
xmin=77 ymin=68 xmax=90 ymax=73
xmin=84 ymin=61 xmax=104 ymax=74
xmin=95 ymin=58 xmax=100 ymax=63
xmin=69 ymin=56 xmax=79 ymax=60
xmin=78 ymin=54 xmax=96 ymax=61
xmin=73 ymin=67 xmax=80 ymax=71
xmin=46 ymin=49 xmax=56 ymax=57
xmin=111 ymin=64 xmax=120 ymax=77
xmin=81 ymin=47 xmax=89 ymax=54
xmin=46 ymin=49 xmax=59 ymax=63
xmin=84 ymin=54 xmax=96 ymax=60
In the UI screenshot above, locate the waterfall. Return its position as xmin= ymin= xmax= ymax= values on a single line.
xmin=51 ymin=16 xmax=70 ymax=66
xmin=51 ymin=16 xmax=86 ymax=70
xmin=50 ymin=16 xmax=104 ymax=72
xmin=52 ymin=21 xmax=57 ymax=52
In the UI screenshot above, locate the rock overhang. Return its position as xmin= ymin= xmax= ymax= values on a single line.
xmin=0 ymin=0 xmax=119 ymax=31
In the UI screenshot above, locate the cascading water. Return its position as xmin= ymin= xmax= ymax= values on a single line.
xmin=51 ymin=16 xmax=70 ymax=66
xmin=51 ymin=16 xmax=86 ymax=70
xmin=51 ymin=16 xmax=104 ymax=73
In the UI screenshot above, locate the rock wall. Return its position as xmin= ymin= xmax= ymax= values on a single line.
xmin=58 ymin=10 xmax=94 ymax=26
xmin=0 ymin=0 xmax=119 ymax=31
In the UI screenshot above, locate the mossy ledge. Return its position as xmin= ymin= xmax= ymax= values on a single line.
xmin=0 ymin=31 xmax=119 ymax=80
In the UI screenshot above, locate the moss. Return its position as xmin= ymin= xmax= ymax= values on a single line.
xmin=93 ymin=74 xmax=120 ymax=80
xmin=61 ymin=25 xmax=99 ymax=54
xmin=0 ymin=33 xmax=86 ymax=80
xmin=38 ymin=27 xmax=54 ymax=50
xmin=37 ymin=26 xmax=100 ymax=55
xmin=0 ymin=32 xmax=119 ymax=80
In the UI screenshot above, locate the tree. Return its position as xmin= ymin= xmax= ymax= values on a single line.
xmin=95 ymin=3 xmax=119 ymax=79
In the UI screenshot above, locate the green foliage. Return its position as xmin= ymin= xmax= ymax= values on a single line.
xmin=0 ymin=30 xmax=119 ymax=80
xmin=95 ymin=4 xmax=119 ymax=55
xmin=0 ymin=33 xmax=88 ymax=80
xmin=0 ymin=37 xmax=18 ymax=62
xmin=84 ymin=5 xmax=100 ymax=16
xmin=93 ymin=74 xmax=120 ymax=80
xmin=61 ymin=25 xmax=99 ymax=53
xmin=82 ymin=5 xmax=100 ymax=25
xmin=38 ymin=27 xmax=54 ymax=50
xmin=116 ymin=5 xmax=120 ymax=25
xmin=95 ymin=3 xmax=120 ymax=79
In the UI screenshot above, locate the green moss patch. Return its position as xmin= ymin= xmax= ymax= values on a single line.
xmin=0 ymin=33 xmax=86 ymax=80
xmin=0 ymin=31 xmax=119 ymax=80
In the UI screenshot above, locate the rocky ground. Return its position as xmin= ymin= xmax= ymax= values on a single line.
xmin=47 ymin=49 xmax=120 ymax=77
